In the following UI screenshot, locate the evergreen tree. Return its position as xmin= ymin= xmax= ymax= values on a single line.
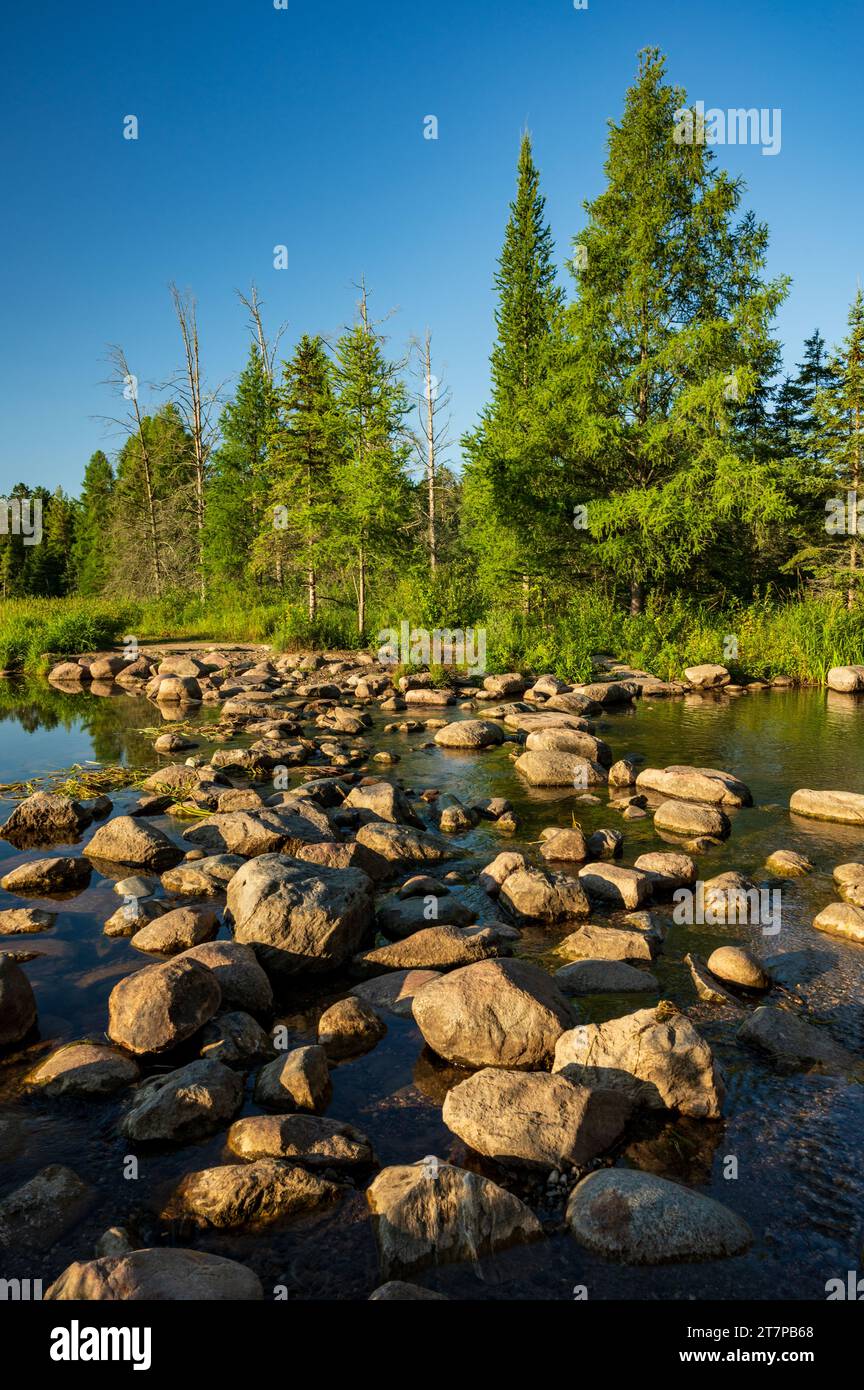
xmin=812 ymin=291 xmax=864 ymax=606
xmin=333 ymin=288 xmax=412 ymax=635
xmin=204 ymin=344 xmax=276 ymax=592
xmin=461 ymin=133 xmax=564 ymax=604
xmin=551 ymin=48 xmax=790 ymax=612
xmin=253 ymin=335 xmax=344 ymax=620
xmin=72 ymin=451 xmax=115 ymax=595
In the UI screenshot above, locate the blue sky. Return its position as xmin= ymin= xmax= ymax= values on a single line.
xmin=1 ymin=0 xmax=861 ymax=494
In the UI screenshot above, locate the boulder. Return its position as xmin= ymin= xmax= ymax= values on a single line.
xmin=653 ymin=800 xmax=730 ymax=839
xmin=227 ymin=1113 xmax=375 ymax=1168
xmin=443 ymin=1068 xmax=633 ymax=1168
xmin=482 ymin=673 xmax=529 ymax=698
xmin=578 ymin=863 xmax=652 ymax=910
xmin=478 ymin=850 xmax=526 ymax=895
xmin=354 ymin=821 xmax=453 ymax=863
xmin=131 ymin=906 xmax=218 ymax=955
xmin=638 ymin=764 xmax=751 ymax=807
xmin=369 ymin=1282 xmax=447 ymax=1301
xmin=556 ymin=923 xmax=655 ymax=963
xmin=164 ymin=1158 xmax=340 ymax=1230
xmin=765 ymin=849 xmax=813 ymax=876
xmin=525 ymin=729 xmax=612 ymax=766
xmin=434 ymin=720 xmax=505 ymax=749
xmin=813 ymin=902 xmax=864 ymax=945
xmin=633 ymin=851 xmax=696 ymax=892
xmin=412 ymin=958 xmax=572 ymax=1070
xmin=0 ymin=792 xmax=91 ymax=849
xmin=356 ymin=925 xmax=500 ymax=972
xmin=253 ymin=1045 xmax=331 ymax=1111
xmin=107 ymin=956 xmax=222 ymax=1055
xmin=161 ymin=853 xmax=244 ymax=896
xmin=826 ymin=665 xmax=864 ymax=692
xmin=738 ymin=1005 xmax=859 ymax=1073
xmin=198 ymin=1011 xmax=273 ymax=1067
xmin=45 ymin=1248 xmax=263 ymax=1301
xmin=351 ymin=969 xmax=440 ymax=1019
xmin=706 ymin=946 xmax=771 ymax=989
xmin=227 ymin=854 xmax=374 ymax=977
xmin=498 ymin=867 xmax=590 ymax=924
xmin=0 ymin=856 xmax=91 ymax=895
xmin=182 ymin=807 xmax=328 ymax=858
xmin=26 ymin=1042 xmax=138 ymax=1097
xmin=567 ymin=1169 xmax=751 ymax=1263
xmin=181 ymin=940 xmax=273 ymax=1014
xmin=342 ymin=781 xmax=420 ymax=826
xmin=539 ymin=827 xmax=588 ymax=862
xmin=789 ymin=788 xmax=864 ymax=825
xmin=0 ymin=955 xmax=37 ymax=1046
xmin=120 ymin=1058 xmax=243 ymax=1142
xmin=366 ymin=1161 xmax=541 ymax=1278
xmin=85 ymin=816 xmax=181 ymax=870
xmin=318 ymin=996 xmax=387 ymax=1058
xmin=555 ymin=959 xmax=659 ymax=995
xmin=684 ymin=664 xmax=731 ymax=690
xmin=553 ymin=1006 xmax=724 ymax=1118
xmin=515 ymin=750 xmax=607 ymax=788
xmin=375 ymin=892 xmax=473 ymax=939
xmin=0 ymin=907 xmax=56 ymax=935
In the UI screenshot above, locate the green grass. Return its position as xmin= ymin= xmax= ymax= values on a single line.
xmin=2 ymin=588 xmax=863 ymax=684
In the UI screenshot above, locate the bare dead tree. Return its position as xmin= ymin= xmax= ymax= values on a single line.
xmin=410 ymin=329 xmax=452 ymax=572
xmin=166 ymin=284 xmax=223 ymax=599
xmin=236 ymin=282 xmax=288 ymax=383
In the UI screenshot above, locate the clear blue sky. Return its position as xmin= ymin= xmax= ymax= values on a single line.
xmin=1 ymin=0 xmax=861 ymax=495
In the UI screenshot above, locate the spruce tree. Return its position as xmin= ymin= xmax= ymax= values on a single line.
xmin=333 ymin=288 xmax=412 ymax=635
xmin=461 ymin=133 xmax=564 ymax=605
xmin=205 ymin=344 xmax=276 ymax=592
xmin=72 ymin=451 xmax=114 ymax=595
xmin=813 ymin=290 xmax=864 ymax=606
xmin=553 ymin=48 xmax=790 ymax=612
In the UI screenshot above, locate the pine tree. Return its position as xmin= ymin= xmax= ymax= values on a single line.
xmin=461 ymin=133 xmax=564 ymax=606
xmin=253 ymin=335 xmax=344 ymax=621
xmin=814 ymin=290 xmax=864 ymax=606
xmin=72 ymin=451 xmax=115 ymax=595
xmin=552 ymin=48 xmax=790 ymax=612
xmin=333 ymin=286 xmax=412 ymax=635
xmin=205 ymin=344 xmax=276 ymax=592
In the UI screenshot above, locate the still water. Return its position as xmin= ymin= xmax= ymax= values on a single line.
xmin=0 ymin=677 xmax=862 ymax=1300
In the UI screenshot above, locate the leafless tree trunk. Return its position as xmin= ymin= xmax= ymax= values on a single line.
xmin=236 ymin=283 xmax=287 ymax=384
xmin=169 ymin=285 xmax=218 ymax=600
xmin=411 ymin=329 xmax=451 ymax=574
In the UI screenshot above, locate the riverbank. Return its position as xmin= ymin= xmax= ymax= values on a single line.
xmin=2 ymin=591 xmax=864 ymax=686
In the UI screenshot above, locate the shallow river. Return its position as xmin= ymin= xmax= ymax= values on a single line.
xmin=1 ymin=678 xmax=862 ymax=1301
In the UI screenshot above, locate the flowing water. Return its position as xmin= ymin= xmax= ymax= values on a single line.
xmin=1 ymin=677 xmax=862 ymax=1300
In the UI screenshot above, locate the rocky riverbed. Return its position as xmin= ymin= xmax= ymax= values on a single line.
xmin=0 ymin=647 xmax=863 ymax=1301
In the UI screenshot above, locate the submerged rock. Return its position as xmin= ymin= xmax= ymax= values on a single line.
xmin=0 ymin=1165 xmax=93 ymax=1252
xmin=0 ymin=955 xmax=37 ymax=1046
xmin=566 ymin=1169 xmax=751 ymax=1263
xmin=366 ymin=1160 xmax=541 ymax=1278
xmin=738 ymin=1005 xmax=859 ymax=1074
xmin=0 ymin=907 xmax=56 ymax=935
